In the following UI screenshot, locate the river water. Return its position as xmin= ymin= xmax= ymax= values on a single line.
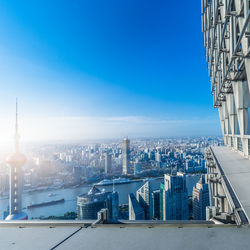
xmin=0 ymin=174 xmax=200 ymax=219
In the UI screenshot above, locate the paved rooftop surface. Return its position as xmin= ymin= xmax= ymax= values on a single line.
xmin=212 ymin=146 xmax=250 ymax=221
xmin=1 ymin=222 xmax=250 ymax=250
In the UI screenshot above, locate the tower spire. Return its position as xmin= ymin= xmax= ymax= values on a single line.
xmin=15 ymin=98 xmax=19 ymax=153
xmin=5 ymin=99 xmax=28 ymax=220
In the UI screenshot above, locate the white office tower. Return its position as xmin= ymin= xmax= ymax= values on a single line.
xmin=163 ymin=173 xmax=188 ymax=220
xmin=5 ymin=100 xmax=28 ymax=220
xmin=192 ymin=175 xmax=210 ymax=220
xmin=155 ymin=152 xmax=161 ymax=162
xmin=122 ymin=137 xmax=130 ymax=175
xmin=136 ymin=181 xmax=153 ymax=219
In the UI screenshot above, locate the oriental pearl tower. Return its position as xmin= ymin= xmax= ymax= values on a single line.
xmin=5 ymin=99 xmax=28 ymax=220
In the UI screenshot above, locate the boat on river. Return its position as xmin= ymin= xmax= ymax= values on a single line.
xmin=95 ymin=178 xmax=131 ymax=186
xmin=48 ymin=193 xmax=57 ymax=197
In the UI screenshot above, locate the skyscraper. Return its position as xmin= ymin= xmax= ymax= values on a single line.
xmin=155 ymin=152 xmax=161 ymax=162
xmin=136 ymin=181 xmax=153 ymax=220
xmin=152 ymin=190 xmax=160 ymax=220
xmin=160 ymin=182 xmax=165 ymax=220
xmin=77 ymin=186 xmax=119 ymax=220
xmin=185 ymin=159 xmax=193 ymax=173
xmin=192 ymin=175 xmax=209 ymax=220
xmin=73 ymin=166 xmax=82 ymax=184
xmin=104 ymin=153 xmax=112 ymax=174
xmin=163 ymin=172 xmax=188 ymax=220
xmin=122 ymin=137 xmax=130 ymax=175
xmin=110 ymin=189 xmax=119 ymax=221
xmin=5 ymin=100 xmax=28 ymax=220
xmin=128 ymin=193 xmax=145 ymax=220
xmin=134 ymin=162 xmax=142 ymax=176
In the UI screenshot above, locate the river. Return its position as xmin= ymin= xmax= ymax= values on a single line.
xmin=0 ymin=174 xmax=201 ymax=219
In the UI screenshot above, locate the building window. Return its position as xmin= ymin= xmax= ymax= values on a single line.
xmin=237 ymin=138 xmax=243 ymax=152
xmin=230 ymin=137 xmax=233 ymax=147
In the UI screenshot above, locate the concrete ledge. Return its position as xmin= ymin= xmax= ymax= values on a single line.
xmin=211 ymin=146 xmax=250 ymax=224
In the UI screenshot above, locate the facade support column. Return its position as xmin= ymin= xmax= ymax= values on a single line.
xmin=233 ymin=81 xmax=249 ymax=155
xmin=226 ymin=93 xmax=237 ymax=148
xmin=218 ymin=106 xmax=226 ymax=145
xmin=222 ymin=101 xmax=229 ymax=146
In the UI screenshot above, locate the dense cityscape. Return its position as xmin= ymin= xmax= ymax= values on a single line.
xmin=0 ymin=136 xmax=223 ymax=221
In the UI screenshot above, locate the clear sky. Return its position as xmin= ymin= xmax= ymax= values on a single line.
xmin=0 ymin=0 xmax=221 ymax=142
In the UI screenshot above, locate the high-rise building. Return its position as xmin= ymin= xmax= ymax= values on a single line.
xmin=152 ymin=190 xmax=160 ymax=220
xmin=110 ymin=189 xmax=119 ymax=221
xmin=192 ymin=175 xmax=209 ymax=220
xmin=0 ymin=173 xmax=9 ymax=193
xmin=201 ymin=159 xmax=205 ymax=170
xmin=104 ymin=153 xmax=112 ymax=174
xmin=128 ymin=193 xmax=145 ymax=220
xmin=155 ymin=152 xmax=161 ymax=162
xmin=5 ymin=100 xmax=28 ymax=220
xmin=160 ymin=182 xmax=165 ymax=220
xmin=122 ymin=137 xmax=130 ymax=175
xmin=136 ymin=181 xmax=152 ymax=219
xmin=134 ymin=162 xmax=142 ymax=175
xmin=186 ymin=159 xmax=193 ymax=173
xmin=77 ymin=186 xmax=119 ymax=220
xmin=73 ymin=166 xmax=82 ymax=184
xmin=163 ymin=173 xmax=188 ymax=220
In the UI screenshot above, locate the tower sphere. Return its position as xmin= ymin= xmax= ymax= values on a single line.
xmin=6 ymin=152 xmax=27 ymax=167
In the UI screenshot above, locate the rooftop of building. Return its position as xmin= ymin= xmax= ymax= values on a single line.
xmin=1 ymin=221 xmax=250 ymax=250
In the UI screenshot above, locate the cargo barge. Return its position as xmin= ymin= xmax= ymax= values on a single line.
xmin=27 ymin=198 xmax=65 ymax=209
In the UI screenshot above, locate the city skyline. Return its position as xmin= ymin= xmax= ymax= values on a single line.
xmin=0 ymin=114 xmax=222 ymax=145
xmin=0 ymin=0 xmax=221 ymax=142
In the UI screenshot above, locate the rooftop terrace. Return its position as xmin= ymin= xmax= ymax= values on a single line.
xmin=1 ymin=221 xmax=250 ymax=250
xmin=211 ymin=146 xmax=250 ymax=223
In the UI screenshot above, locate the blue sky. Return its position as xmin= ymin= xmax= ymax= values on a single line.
xmin=0 ymin=0 xmax=220 ymax=141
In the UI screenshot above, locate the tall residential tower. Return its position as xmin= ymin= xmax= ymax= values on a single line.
xmin=122 ymin=137 xmax=130 ymax=175
xmin=163 ymin=173 xmax=188 ymax=220
xmin=192 ymin=175 xmax=209 ymax=220
xmin=104 ymin=153 xmax=112 ymax=174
